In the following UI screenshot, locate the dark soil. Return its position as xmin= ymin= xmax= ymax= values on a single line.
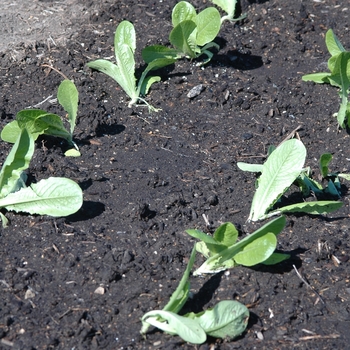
xmin=1 ymin=0 xmax=350 ymax=349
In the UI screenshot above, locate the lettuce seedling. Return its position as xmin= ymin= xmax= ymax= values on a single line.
xmin=87 ymin=21 xmax=176 ymax=112
xmin=1 ymin=79 xmax=80 ymax=156
xmin=0 ymin=128 xmax=83 ymax=227
xmin=237 ymin=139 xmax=343 ymax=221
xmin=186 ymin=216 xmax=290 ymax=275
xmin=302 ymin=29 xmax=350 ymax=128
xmin=143 ymin=1 xmax=222 ymax=65
xmin=141 ymin=247 xmax=249 ymax=344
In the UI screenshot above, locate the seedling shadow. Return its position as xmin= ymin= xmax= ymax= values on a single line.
xmin=68 ymin=200 xmax=105 ymax=222
xmin=180 ymin=272 xmax=224 ymax=315
xmin=95 ymin=123 xmax=125 ymax=138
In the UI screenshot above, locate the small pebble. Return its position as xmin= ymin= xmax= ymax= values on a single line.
xmin=94 ymin=286 xmax=105 ymax=295
xmin=187 ymin=84 xmax=204 ymax=98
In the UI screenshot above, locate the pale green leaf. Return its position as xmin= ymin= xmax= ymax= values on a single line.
xmin=237 ymin=162 xmax=263 ymax=173
xmin=115 ymin=20 xmax=136 ymax=54
xmin=210 ymin=0 xmax=237 ymax=17
xmin=141 ymin=310 xmax=207 ymax=344
xmin=170 ymin=20 xmax=198 ymax=58
xmin=196 ymin=300 xmax=249 ymax=339
xmin=0 ymin=128 xmax=34 ymax=199
xmin=64 ymin=149 xmax=81 ymax=157
xmin=339 ymin=173 xmax=350 ymax=181
xmin=302 ymin=72 xmax=332 ymax=84
xmin=0 ymin=177 xmax=83 ymax=217
xmin=276 ymin=200 xmax=343 ymax=215
xmin=195 ymin=7 xmax=221 ymax=46
xmin=57 ymin=80 xmax=79 ymax=136
xmin=233 ymin=232 xmax=277 ymax=266
xmin=142 ymin=45 xmax=179 ymax=63
xmin=249 ymin=139 xmax=306 ymax=221
xmin=1 ymin=120 xmax=21 ymax=143
xmin=0 ymin=212 xmax=9 ymax=228
xmin=262 ymin=252 xmax=290 ymax=265
xmin=213 ymin=222 xmax=238 ymax=247
xmin=172 ymin=1 xmax=197 ymax=27
xmin=325 ymin=29 xmax=345 ymax=57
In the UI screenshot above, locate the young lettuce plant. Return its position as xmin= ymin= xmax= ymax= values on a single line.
xmin=302 ymin=29 xmax=350 ymax=128
xmin=1 ymin=79 xmax=80 ymax=157
xmin=87 ymin=21 xmax=176 ymax=112
xmin=0 ymin=128 xmax=83 ymax=227
xmin=142 ymin=1 xmax=222 ymax=65
xmin=141 ymin=247 xmax=249 ymax=344
xmin=186 ymin=216 xmax=290 ymax=275
xmin=237 ymin=139 xmax=343 ymax=221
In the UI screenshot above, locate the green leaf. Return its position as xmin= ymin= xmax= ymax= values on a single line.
xmin=172 ymin=1 xmax=197 ymax=27
xmin=170 ymin=20 xmax=198 ymax=58
xmin=138 ymin=57 xmax=176 ymax=97
xmin=1 ymin=120 xmax=21 ymax=143
xmin=319 ymin=153 xmax=333 ymax=178
xmin=57 ymin=80 xmax=79 ymax=136
xmin=186 ymin=229 xmax=222 ymax=246
xmin=0 ymin=128 xmax=34 ymax=199
xmin=213 ymin=222 xmax=238 ymax=247
xmin=233 ymin=232 xmax=277 ymax=266
xmin=302 ymin=72 xmax=332 ymax=84
xmin=249 ymin=139 xmax=306 ymax=221
xmin=195 ymin=7 xmax=221 ymax=46
xmin=142 ymin=45 xmax=179 ymax=63
xmin=237 ymin=162 xmax=263 ymax=173
xmin=339 ymin=173 xmax=350 ymax=181
xmin=327 ymin=52 xmax=350 ymax=127
xmin=276 ymin=200 xmax=343 ymax=215
xmin=262 ymin=252 xmax=290 ymax=265
xmin=0 ymin=177 xmax=83 ymax=217
xmin=141 ymin=310 xmax=207 ymax=344
xmin=115 ymin=20 xmax=136 ymax=54
xmin=0 ymin=211 xmax=9 ymax=228
xmin=64 ymin=148 xmax=81 ymax=157
xmin=325 ymin=29 xmax=345 ymax=57
xmin=194 ymin=216 xmax=286 ymax=275
xmin=196 ymin=300 xmax=249 ymax=340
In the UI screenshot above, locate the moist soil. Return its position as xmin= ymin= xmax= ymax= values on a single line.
xmin=1 ymin=0 xmax=350 ymax=349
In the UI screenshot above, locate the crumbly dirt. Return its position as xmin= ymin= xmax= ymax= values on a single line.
xmin=0 ymin=0 xmax=350 ymax=349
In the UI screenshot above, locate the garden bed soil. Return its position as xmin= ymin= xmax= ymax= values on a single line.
xmin=0 ymin=0 xmax=350 ymax=349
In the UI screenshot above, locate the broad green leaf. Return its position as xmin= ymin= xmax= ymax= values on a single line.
xmin=196 ymin=300 xmax=249 ymax=339
xmin=195 ymin=7 xmax=221 ymax=46
xmin=170 ymin=20 xmax=198 ymax=58
xmin=0 ymin=128 xmax=34 ymax=199
xmin=15 ymin=109 xmax=71 ymax=142
xmin=237 ymin=162 xmax=263 ymax=173
xmin=327 ymin=52 xmax=350 ymax=127
xmin=172 ymin=1 xmax=197 ymax=27
xmin=275 ymin=200 xmax=343 ymax=215
xmin=87 ymin=57 xmax=137 ymax=104
xmin=302 ymin=72 xmax=332 ymax=84
xmin=142 ymin=45 xmax=179 ymax=63
xmin=213 ymin=222 xmax=238 ymax=247
xmin=194 ymin=216 xmax=286 ymax=275
xmin=262 ymin=252 xmax=290 ymax=265
xmin=1 ymin=120 xmax=21 ymax=143
xmin=140 ymin=76 xmax=161 ymax=96
xmin=141 ymin=310 xmax=207 ymax=344
xmin=0 ymin=177 xmax=83 ymax=217
xmin=325 ymin=29 xmax=345 ymax=57
xmin=115 ymin=20 xmax=136 ymax=54
xmin=57 ymin=80 xmax=79 ymax=135
xmin=319 ymin=153 xmax=332 ymax=178
xmin=138 ymin=57 xmax=176 ymax=97
xmin=233 ymin=232 xmax=277 ymax=266
xmin=186 ymin=229 xmax=222 ymax=245
xmin=249 ymin=139 xmax=306 ymax=221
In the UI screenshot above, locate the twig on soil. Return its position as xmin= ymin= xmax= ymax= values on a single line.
xmin=277 ymin=125 xmax=302 ymax=147
xmin=299 ymin=334 xmax=340 ymax=341
xmin=41 ymin=64 xmax=69 ymax=80
xmin=293 ymin=265 xmax=325 ymax=305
